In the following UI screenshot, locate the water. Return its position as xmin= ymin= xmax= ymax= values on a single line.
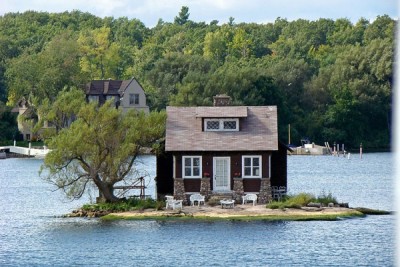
xmin=0 ymin=153 xmax=395 ymax=266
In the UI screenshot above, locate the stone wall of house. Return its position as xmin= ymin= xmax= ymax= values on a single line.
xmin=258 ymin=178 xmax=272 ymax=204
xmin=232 ymin=178 xmax=244 ymax=203
xmin=173 ymin=178 xmax=186 ymax=204
xmin=200 ymin=178 xmax=211 ymax=199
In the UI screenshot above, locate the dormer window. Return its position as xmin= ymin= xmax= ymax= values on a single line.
xmin=204 ymin=118 xmax=239 ymax=131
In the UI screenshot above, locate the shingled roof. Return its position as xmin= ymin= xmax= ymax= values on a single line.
xmin=165 ymin=106 xmax=278 ymax=151
xmin=85 ymin=78 xmax=138 ymax=96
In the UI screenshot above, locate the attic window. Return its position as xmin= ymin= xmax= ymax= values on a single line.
xmin=204 ymin=118 xmax=239 ymax=131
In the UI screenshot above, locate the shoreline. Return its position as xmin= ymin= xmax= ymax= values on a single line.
xmin=99 ymin=205 xmax=378 ymax=221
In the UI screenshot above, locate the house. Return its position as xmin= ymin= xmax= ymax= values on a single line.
xmin=156 ymin=95 xmax=288 ymax=204
xmin=11 ymin=97 xmax=38 ymax=141
xmin=85 ymin=77 xmax=149 ymax=113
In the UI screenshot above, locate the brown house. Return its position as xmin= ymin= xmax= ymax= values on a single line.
xmin=157 ymin=95 xmax=288 ymax=204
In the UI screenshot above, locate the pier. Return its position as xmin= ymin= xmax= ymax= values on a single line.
xmin=0 ymin=145 xmax=50 ymax=158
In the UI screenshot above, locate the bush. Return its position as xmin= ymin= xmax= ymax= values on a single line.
xmin=266 ymin=192 xmax=339 ymax=209
xmin=266 ymin=193 xmax=315 ymax=209
xmin=82 ymin=198 xmax=157 ymax=212
xmin=313 ymin=191 xmax=338 ymax=205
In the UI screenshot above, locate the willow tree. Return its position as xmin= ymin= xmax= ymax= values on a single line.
xmin=41 ymin=101 xmax=166 ymax=202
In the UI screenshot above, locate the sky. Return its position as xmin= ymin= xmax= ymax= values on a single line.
xmin=0 ymin=0 xmax=398 ymax=27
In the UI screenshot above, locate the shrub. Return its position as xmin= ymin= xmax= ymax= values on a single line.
xmin=266 ymin=192 xmax=339 ymax=209
xmin=267 ymin=193 xmax=314 ymax=209
xmin=313 ymin=191 xmax=338 ymax=205
xmin=82 ymin=198 xmax=157 ymax=212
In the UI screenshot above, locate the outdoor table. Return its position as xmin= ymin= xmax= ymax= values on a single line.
xmin=220 ymin=200 xmax=235 ymax=209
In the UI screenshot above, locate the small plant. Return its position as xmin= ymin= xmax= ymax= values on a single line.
xmin=155 ymin=200 xmax=165 ymax=210
xmin=266 ymin=192 xmax=340 ymax=209
xmin=207 ymin=197 xmax=221 ymax=207
xmin=313 ymin=191 xmax=338 ymax=205
xmin=267 ymin=193 xmax=315 ymax=209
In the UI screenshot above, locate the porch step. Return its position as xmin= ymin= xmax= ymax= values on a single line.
xmin=209 ymin=192 xmax=234 ymax=201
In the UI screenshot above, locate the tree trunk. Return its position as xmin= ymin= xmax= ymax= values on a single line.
xmin=96 ymin=183 xmax=120 ymax=203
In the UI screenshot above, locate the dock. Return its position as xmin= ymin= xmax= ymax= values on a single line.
xmin=0 ymin=145 xmax=50 ymax=158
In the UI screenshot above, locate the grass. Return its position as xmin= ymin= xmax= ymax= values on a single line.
xmin=81 ymin=198 xmax=164 ymax=213
xmin=354 ymin=207 xmax=392 ymax=215
xmin=266 ymin=191 xmax=338 ymax=210
xmin=101 ymin=211 xmax=365 ymax=222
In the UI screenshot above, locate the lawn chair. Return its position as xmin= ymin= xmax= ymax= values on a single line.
xmin=242 ymin=194 xmax=258 ymax=206
xmin=189 ymin=194 xmax=205 ymax=206
xmin=165 ymin=195 xmax=183 ymax=210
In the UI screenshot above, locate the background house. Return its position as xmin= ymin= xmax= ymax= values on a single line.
xmin=157 ymin=95 xmax=288 ymax=204
xmin=85 ymin=77 xmax=149 ymax=114
xmin=11 ymin=97 xmax=38 ymax=141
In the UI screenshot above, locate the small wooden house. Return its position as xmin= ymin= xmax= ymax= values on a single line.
xmin=157 ymin=95 xmax=288 ymax=204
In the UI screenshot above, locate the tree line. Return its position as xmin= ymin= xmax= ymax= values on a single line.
xmin=0 ymin=7 xmax=395 ymax=149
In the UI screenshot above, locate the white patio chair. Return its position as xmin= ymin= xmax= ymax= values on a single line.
xmin=242 ymin=194 xmax=258 ymax=206
xmin=189 ymin=194 xmax=205 ymax=206
xmin=165 ymin=195 xmax=183 ymax=210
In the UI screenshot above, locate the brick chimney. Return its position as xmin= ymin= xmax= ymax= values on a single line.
xmin=213 ymin=94 xmax=231 ymax=106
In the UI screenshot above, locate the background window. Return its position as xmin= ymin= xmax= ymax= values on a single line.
xmin=88 ymin=95 xmax=99 ymax=103
xmin=129 ymin=94 xmax=139 ymax=105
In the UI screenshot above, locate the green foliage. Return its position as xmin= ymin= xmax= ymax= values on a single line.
xmin=82 ymin=198 xmax=158 ymax=212
xmin=313 ymin=191 xmax=338 ymax=205
xmin=0 ymin=11 xmax=394 ymax=149
xmin=0 ymin=101 xmax=18 ymax=141
xmin=267 ymin=192 xmax=336 ymax=209
xmin=41 ymin=99 xmax=166 ymax=202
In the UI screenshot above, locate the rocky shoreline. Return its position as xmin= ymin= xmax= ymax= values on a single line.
xmin=65 ymin=204 xmax=391 ymax=220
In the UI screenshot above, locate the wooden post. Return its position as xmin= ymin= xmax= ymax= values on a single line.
xmin=333 ymin=142 xmax=336 ymax=156
xmin=288 ymin=124 xmax=291 ymax=145
xmin=342 ymin=144 xmax=345 ymax=157
xmin=360 ymin=143 xmax=363 ymax=159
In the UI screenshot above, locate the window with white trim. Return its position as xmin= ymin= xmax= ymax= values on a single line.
xmin=182 ymin=156 xmax=202 ymax=178
xmin=242 ymin=156 xmax=262 ymax=178
xmin=204 ymin=118 xmax=239 ymax=131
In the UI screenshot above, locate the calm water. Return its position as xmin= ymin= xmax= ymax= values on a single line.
xmin=0 ymin=153 xmax=395 ymax=266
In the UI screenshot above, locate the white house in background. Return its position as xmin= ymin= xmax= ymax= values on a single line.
xmin=85 ymin=77 xmax=150 ymax=114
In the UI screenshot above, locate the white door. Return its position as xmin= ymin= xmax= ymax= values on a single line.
xmin=213 ymin=157 xmax=230 ymax=191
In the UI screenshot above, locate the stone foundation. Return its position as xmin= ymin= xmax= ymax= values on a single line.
xmin=173 ymin=178 xmax=186 ymax=204
xmin=232 ymin=178 xmax=244 ymax=203
xmin=200 ymin=177 xmax=211 ymax=199
xmin=258 ymin=178 xmax=272 ymax=204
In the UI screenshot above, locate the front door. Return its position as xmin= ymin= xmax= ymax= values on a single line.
xmin=213 ymin=157 xmax=230 ymax=191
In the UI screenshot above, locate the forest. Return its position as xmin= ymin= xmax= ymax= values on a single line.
xmin=0 ymin=7 xmax=395 ymax=149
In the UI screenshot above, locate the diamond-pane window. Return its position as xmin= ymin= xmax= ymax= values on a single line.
xmin=204 ymin=118 xmax=239 ymax=131
xmin=206 ymin=120 xmax=220 ymax=130
xmin=223 ymin=120 xmax=237 ymax=130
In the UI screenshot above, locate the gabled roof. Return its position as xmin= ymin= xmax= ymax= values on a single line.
xmin=165 ymin=106 xmax=278 ymax=152
xmin=85 ymin=80 xmax=122 ymax=95
xmin=85 ymin=78 xmax=141 ymax=96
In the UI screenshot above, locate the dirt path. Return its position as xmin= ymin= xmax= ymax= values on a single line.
xmin=109 ymin=204 xmax=362 ymax=220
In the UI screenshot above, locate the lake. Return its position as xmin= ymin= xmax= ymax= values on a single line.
xmin=0 ymin=153 xmax=395 ymax=266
